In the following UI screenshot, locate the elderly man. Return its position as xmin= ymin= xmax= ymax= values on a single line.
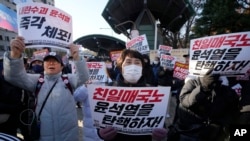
xmin=3 ymin=36 xmax=89 ymax=141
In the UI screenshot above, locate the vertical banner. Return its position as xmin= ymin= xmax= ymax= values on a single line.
xmin=17 ymin=3 xmax=72 ymax=50
xmin=189 ymin=31 xmax=250 ymax=76
xmin=88 ymin=85 xmax=171 ymax=135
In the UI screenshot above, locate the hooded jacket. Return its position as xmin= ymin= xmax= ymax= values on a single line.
xmin=3 ymin=52 xmax=89 ymax=141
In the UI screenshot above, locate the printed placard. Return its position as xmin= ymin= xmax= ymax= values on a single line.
xmin=173 ymin=62 xmax=189 ymax=80
xmin=126 ymin=34 xmax=150 ymax=54
xmin=17 ymin=2 xmax=72 ymax=50
xmin=160 ymin=54 xmax=176 ymax=69
xmin=88 ymin=85 xmax=171 ymax=135
xmin=157 ymin=45 xmax=172 ymax=56
xmin=87 ymin=62 xmax=109 ymax=83
xmin=189 ymin=31 xmax=250 ymax=76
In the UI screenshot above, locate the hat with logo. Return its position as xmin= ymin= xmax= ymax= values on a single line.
xmin=43 ymin=52 xmax=63 ymax=66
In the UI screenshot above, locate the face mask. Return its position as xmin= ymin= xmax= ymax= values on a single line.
xmin=123 ymin=65 xmax=142 ymax=83
xmin=32 ymin=65 xmax=44 ymax=73
xmin=154 ymin=61 xmax=159 ymax=64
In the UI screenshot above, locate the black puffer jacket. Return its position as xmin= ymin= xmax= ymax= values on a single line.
xmin=0 ymin=78 xmax=23 ymax=136
xmin=176 ymin=77 xmax=240 ymax=141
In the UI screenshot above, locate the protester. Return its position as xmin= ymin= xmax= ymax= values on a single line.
xmin=73 ymin=85 xmax=103 ymax=141
xmin=3 ymin=36 xmax=89 ymax=141
xmin=142 ymin=54 xmax=154 ymax=86
xmin=0 ymin=59 xmax=24 ymax=138
xmin=98 ymin=49 xmax=167 ymax=141
xmin=157 ymin=64 xmax=174 ymax=87
xmin=28 ymin=55 xmax=44 ymax=74
xmin=152 ymin=56 xmax=161 ymax=86
xmin=168 ymin=68 xmax=239 ymax=141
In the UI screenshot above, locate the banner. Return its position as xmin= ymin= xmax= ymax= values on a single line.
xmin=0 ymin=4 xmax=18 ymax=33
xmin=189 ymin=31 xmax=250 ymax=76
xmin=88 ymin=85 xmax=171 ymax=135
xmin=17 ymin=3 xmax=72 ymax=50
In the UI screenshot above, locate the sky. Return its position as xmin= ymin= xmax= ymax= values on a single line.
xmin=54 ymin=0 xmax=127 ymax=42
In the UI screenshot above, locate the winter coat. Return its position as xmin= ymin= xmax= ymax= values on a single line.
xmin=3 ymin=52 xmax=89 ymax=141
xmin=176 ymin=78 xmax=239 ymax=141
xmin=73 ymin=86 xmax=103 ymax=141
xmin=0 ymin=78 xmax=23 ymax=136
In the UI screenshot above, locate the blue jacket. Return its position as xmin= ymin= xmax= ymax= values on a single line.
xmin=74 ymin=86 xmax=103 ymax=141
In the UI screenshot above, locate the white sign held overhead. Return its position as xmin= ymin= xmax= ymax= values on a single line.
xmin=17 ymin=2 xmax=72 ymax=50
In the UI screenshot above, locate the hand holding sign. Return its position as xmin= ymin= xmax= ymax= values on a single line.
xmin=10 ymin=36 xmax=25 ymax=59
xmin=69 ymin=43 xmax=80 ymax=61
xmin=99 ymin=126 xmax=117 ymax=140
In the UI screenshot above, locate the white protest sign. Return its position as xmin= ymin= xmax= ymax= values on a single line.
xmin=126 ymin=34 xmax=150 ymax=54
xmin=189 ymin=31 xmax=250 ymax=76
xmin=160 ymin=54 xmax=176 ymax=69
xmin=17 ymin=3 xmax=72 ymax=50
xmin=87 ymin=62 xmax=109 ymax=83
xmin=157 ymin=45 xmax=172 ymax=56
xmin=87 ymin=85 xmax=171 ymax=135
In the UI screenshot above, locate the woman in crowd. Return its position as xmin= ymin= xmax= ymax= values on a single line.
xmin=97 ymin=49 xmax=167 ymax=141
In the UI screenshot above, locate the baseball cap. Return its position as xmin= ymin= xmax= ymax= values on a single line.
xmin=43 ymin=52 xmax=63 ymax=66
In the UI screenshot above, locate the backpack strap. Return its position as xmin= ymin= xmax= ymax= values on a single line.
xmin=61 ymin=74 xmax=73 ymax=95
xmin=34 ymin=74 xmax=73 ymax=98
xmin=34 ymin=74 xmax=45 ymax=108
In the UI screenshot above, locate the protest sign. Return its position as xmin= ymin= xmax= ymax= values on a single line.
xmin=17 ymin=2 xmax=72 ymax=50
xmin=157 ymin=45 xmax=172 ymax=57
xmin=126 ymin=34 xmax=150 ymax=54
xmin=160 ymin=54 xmax=176 ymax=69
xmin=173 ymin=62 xmax=189 ymax=80
xmin=88 ymin=85 xmax=171 ymax=135
xmin=189 ymin=31 xmax=250 ymax=76
xmin=87 ymin=62 xmax=110 ymax=84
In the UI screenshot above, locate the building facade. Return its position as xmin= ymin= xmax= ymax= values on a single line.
xmin=0 ymin=0 xmax=54 ymax=58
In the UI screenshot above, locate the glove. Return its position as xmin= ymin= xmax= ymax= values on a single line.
xmin=152 ymin=128 xmax=167 ymax=141
xmin=99 ymin=126 xmax=117 ymax=140
xmin=219 ymin=76 xmax=229 ymax=86
xmin=201 ymin=68 xmax=220 ymax=91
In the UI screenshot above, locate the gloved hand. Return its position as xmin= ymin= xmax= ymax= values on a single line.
xmin=201 ymin=68 xmax=220 ymax=91
xmin=99 ymin=126 xmax=117 ymax=140
xmin=152 ymin=128 xmax=167 ymax=141
xmin=219 ymin=76 xmax=229 ymax=86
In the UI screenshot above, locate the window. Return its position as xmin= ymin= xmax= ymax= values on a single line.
xmin=0 ymin=35 xmax=3 ymax=40
xmin=5 ymin=36 xmax=9 ymax=41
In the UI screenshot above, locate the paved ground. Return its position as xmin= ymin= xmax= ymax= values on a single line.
xmin=77 ymin=107 xmax=83 ymax=141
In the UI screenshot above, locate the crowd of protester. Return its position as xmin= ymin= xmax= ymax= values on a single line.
xmin=0 ymin=36 xmax=249 ymax=141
